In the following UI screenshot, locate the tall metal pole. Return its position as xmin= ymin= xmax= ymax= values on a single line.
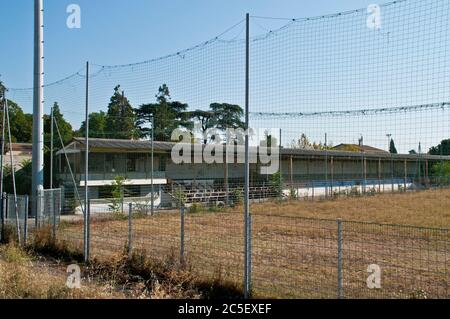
xmin=50 ymin=105 xmax=54 ymax=189
xmin=279 ymin=128 xmax=282 ymax=199
xmin=244 ymin=13 xmax=251 ymax=299
xmin=325 ymin=133 xmax=328 ymax=198
xmin=151 ymin=115 xmax=154 ymax=216
xmin=32 ymin=0 xmax=45 ymax=219
xmin=84 ymin=61 xmax=90 ymax=262
xmin=0 ymin=96 xmax=4 ymax=240
xmin=0 ymin=94 xmax=6 ymax=196
xmin=5 ymin=96 xmax=21 ymax=243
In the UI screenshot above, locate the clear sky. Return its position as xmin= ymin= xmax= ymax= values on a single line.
xmin=1 ymin=0 xmax=377 ymax=88
xmin=1 ymin=0 xmax=449 ymax=154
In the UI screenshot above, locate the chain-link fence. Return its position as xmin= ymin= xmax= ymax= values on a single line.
xmin=0 ymin=190 xmax=61 ymax=245
xmin=43 ymin=201 xmax=448 ymax=299
xmin=0 ymin=194 xmax=28 ymax=244
xmin=3 ymin=0 xmax=450 ymax=299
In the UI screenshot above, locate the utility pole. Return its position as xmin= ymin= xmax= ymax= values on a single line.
xmin=32 ymin=0 xmax=45 ymax=218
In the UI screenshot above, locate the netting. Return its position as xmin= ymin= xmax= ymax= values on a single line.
xmin=4 ymin=0 xmax=450 ymax=298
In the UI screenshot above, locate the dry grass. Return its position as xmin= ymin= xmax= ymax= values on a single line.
xmin=0 ymin=243 xmax=126 ymax=299
xmin=0 ymin=227 xmax=243 ymax=299
xmin=49 ymin=188 xmax=450 ymax=299
xmin=252 ymin=188 xmax=450 ymax=228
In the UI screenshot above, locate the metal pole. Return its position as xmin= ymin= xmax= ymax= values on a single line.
xmin=243 ymin=12 xmax=251 ymax=299
xmin=32 ymin=0 xmax=45 ymax=221
xmin=0 ymin=95 xmax=6 ymax=233
xmin=180 ymin=205 xmax=185 ymax=263
xmin=0 ymin=193 xmax=5 ymax=242
xmin=84 ymin=61 xmax=90 ymax=263
xmin=0 ymin=94 xmax=6 ymax=197
xmin=52 ymin=192 xmax=56 ymax=242
xmin=279 ymin=128 xmax=282 ymax=200
xmin=128 ymin=203 xmax=133 ymax=257
xmin=325 ymin=133 xmax=328 ymax=198
xmin=337 ymin=219 xmax=343 ymax=299
xmin=151 ymin=115 xmax=154 ymax=216
xmin=330 ymin=157 xmax=334 ymax=198
xmin=24 ymin=195 xmax=29 ymax=245
xmin=5 ymin=96 xmax=20 ymax=243
xmin=248 ymin=213 xmax=252 ymax=293
xmin=84 ymin=199 xmax=90 ymax=262
xmin=50 ymin=105 xmax=54 ymax=189
xmin=404 ymin=159 xmax=407 ymax=192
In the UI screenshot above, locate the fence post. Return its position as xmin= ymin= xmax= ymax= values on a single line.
xmin=337 ymin=219 xmax=344 ymax=299
xmin=84 ymin=199 xmax=90 ymax=263
xmin=52 ymin=192 xmax=57 ymax=243
xmin=1 ymin=193 xmax=5 ymax=242
xmin=23 ymin=195 xmax=29 ymax=246
xmin=128 ymin=203 xmax=133 ymax=257
xmin=180 ymin=205 xmax=185 ymax=264
xmin=248 ymin=213 xmax=253 ymax=295
xmin=35 ymin=190 xmax=39 ymax=228
xmin=121 ymin=187 xmax=124 ymax=215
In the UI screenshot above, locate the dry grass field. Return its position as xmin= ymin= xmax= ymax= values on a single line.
xmin=54 ymin=188 xmax=450 ymax=299
xmin=0 ymin=244 xmax=128 ymax=299
xmin=252 ymin=187 xmax=450 ymax=228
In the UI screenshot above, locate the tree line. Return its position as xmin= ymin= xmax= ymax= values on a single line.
xmin=2 ymin=81 xmax=450 ymax=155
xmin=74 ymin=84 xmax=245 ymax=142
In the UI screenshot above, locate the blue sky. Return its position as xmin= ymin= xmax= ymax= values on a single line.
xmin=1 ymin=0 xmax=377 ymax=88
xmin=1 ymin=0 xmax=449 ymax=153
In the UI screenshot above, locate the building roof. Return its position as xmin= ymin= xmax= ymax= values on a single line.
xmin=4 ymin=143 xmax=33 ymax=155
xmin=332 ymin=144 xmax=389 ymax=154
xmin=72 ymin=137 xmax=175 ymax=151
xmin=57 ymin=138 xmax=450 ymax=161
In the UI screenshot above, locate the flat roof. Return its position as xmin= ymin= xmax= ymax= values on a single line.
xmin=57 ymin=138 xmax=450 ymax=161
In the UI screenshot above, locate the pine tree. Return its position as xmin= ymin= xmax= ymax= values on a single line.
xmin=105 ymin=85 xmax=137 ymax=139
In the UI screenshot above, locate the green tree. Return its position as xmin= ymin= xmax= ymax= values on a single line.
xmin=1 ymin=160 xmax=32 ymax=195
xmin=44 ymin=102 xmax=73 ymax=149
xmin=75 ymin=111 xmax=108 ymax=138
xmin=189 ymin=110 xmax=215 ymax=144
xmin=0 ymin=100 xmax=33 ymax=143
xmin=290 ymin=133 xmax=329 ymax=150
xmin=429 ymin=139 xmax=450 ymax=156
xmin=389 ymin=139 xmax=398 ymax=154
xmin=431 ymin=162 xmax=450 ymax=185
xmin=0 ymin=81 xmax=6 ymax=100
xmin=210 ymin=103 xmax=245 ymax=131
xmin=109 ymin=176 xmax=127 ymax=217
xmin=105 ymin=85 xmax=138 ymax=139
xmin=136 ymin=84 xmax=192 ymax=141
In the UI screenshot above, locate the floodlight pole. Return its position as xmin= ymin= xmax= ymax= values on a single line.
xmin=244 ymin=12 xmax=251 ymax=299
xmin=32 ymin=0 xmax=45 ymax=218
